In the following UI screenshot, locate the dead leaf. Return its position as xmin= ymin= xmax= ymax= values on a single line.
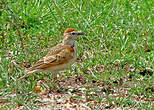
xmin=34 ymin=86 xmax=41 ymax=91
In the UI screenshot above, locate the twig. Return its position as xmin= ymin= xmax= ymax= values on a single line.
xmin=6 ymin=6 xmax=25 ymax=52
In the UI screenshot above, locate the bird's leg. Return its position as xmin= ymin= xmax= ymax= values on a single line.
xmin=51 ymin=72 xmax=60 ymax=89
xmin=52 ymin=72 xmax=57 ymax=81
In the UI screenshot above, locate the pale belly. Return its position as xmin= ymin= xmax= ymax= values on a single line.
xmin=42 ymin=57 xmax=76 ymax=73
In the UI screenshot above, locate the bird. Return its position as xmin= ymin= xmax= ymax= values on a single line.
xmin=17 ymin=28 xmax=84 ymax=81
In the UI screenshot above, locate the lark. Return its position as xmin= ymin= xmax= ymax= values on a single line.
xmin=18 ymin=28 xmax=84 ymax=80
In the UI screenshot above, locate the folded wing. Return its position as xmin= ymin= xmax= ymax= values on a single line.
xmin=27 ymin=44 xmax=74 ymax=71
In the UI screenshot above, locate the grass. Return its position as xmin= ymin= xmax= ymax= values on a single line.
xmin=0 ymin=0 xmax=153 ymax=109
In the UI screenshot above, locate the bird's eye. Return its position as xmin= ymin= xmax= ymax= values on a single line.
xmin=71 ymin=32 xmax=76 ymax=35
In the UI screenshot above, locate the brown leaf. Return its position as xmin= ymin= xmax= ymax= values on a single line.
xmin=34 ymin=86 xmax=41 ymax=91
xmin=40 ymin=89 xmax=47 ymax=95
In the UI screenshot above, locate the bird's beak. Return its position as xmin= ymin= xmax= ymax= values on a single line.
xmin=77 ymin=31 xmax=84 ymax=35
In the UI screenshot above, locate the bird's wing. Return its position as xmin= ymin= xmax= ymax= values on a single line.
xmin=27 ymin=45 xmax=75 ymax=71
xmin=46 ymin=44 xmax=64 ymax=56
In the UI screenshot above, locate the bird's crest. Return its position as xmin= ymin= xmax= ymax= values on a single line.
xmin=64 ymin=28 xmax=77 ymax=33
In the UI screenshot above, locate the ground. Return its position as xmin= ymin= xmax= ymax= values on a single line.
xmin=0 ymin=0 xmax=153 ymax=109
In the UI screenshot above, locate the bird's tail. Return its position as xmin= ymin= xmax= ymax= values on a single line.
xmin=16 ymin=70 xmax=36 ymax=81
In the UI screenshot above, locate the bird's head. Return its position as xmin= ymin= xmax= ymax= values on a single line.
xmin=62 ymin=28 xmax=84 ymax=45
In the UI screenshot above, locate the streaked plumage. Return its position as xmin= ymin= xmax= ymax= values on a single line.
xmin=18 ymin=28 xmax=83 ymax=80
